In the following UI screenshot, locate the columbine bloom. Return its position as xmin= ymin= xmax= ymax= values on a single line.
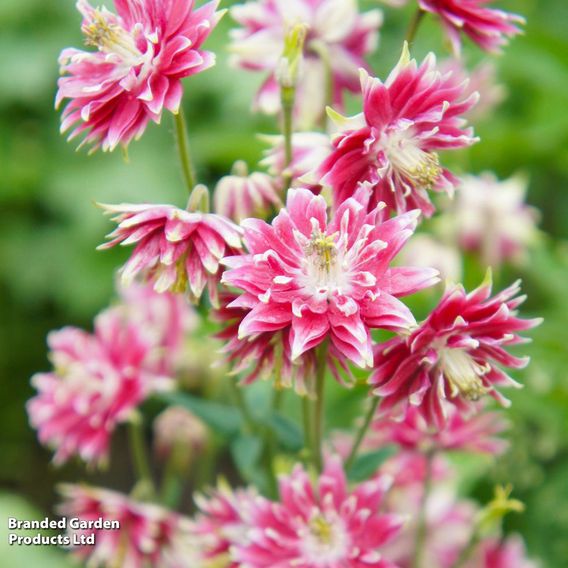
xmin=418 ymin=0 xmax=525 ymax=55
xmin=439 ymin=172 xmax=540 ymax=267
xmin=58 ymin=485 xmax=198 ymax=567
xmin=214 ymin=161 xmax=281 ymax=222
xmin=261 ymin=132 xmax=331 ymax=194
xmin=27 ymin=308 xmax=172 ymax=466
xmin=221 ymin=187 xmax=438 ymax=369
xmin=370 ymin=272 xmax=541 ymax=427
xmin=467 ymin=536 xmax=538 ymax=568
xmin=229 ymin=0 xmax=382 ymax=128
xmin=314 ymin=44 xmax=478 ymax=216
xmin=370 ymin=403 xmax=509 ymax=455
xmin=233 ymin=456 xmax=403 ymax=568
xmin=98 ymin=203 xmax=243 ymax=307
xmin=56 ymin=0 xmax=221 ymax=151
xmin=193 ymin=482 xmax=257 ymax=567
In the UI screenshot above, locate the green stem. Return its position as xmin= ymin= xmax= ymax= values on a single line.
xmin=128 ymin=415 xmax=155 ymax=499
xmin=159 ymin=445 xmax=185 ymax=509
xmin=281 ymin=86 xmax=295 ymax=189
xmin=302 ymin=395 xmax=312 ymax=463
xmin=174 ymin=108 xmax=196 ymax=193
xmin=405 ymin=8 xmax=426 ymax=44
xmin=312 ymin=340 xmax=329 ymax=473
xmin=345 ymin=396 xmax=380 ymax=470
xmin=411 ymin=451 xmax=435 ymax=568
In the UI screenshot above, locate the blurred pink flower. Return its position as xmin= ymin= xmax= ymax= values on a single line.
xmin=418 ymin=0 xmax=524 ymax=55
xmin=370 ymin=402 xmax=509 ymax=455
xmin=222 ymin=186 xmax=438 ymax=369
xmin=28 ymin=307 xmax=172 ymax=466
xmin=153 ymin=406 xmax=208 ymax=460
xmin=233 ymin=456 xmax=403 ymax=568
xmin=468 ymin=535 xmax=538 ymax=568
xmin=383 ymin=483 xmax=475 ymax=568
xmin=261 ymin=132 xmax=332 ymax=194
xmin=440 ymin=172 xmax=540 ymax=267
xmin=56 ymin=0 xmax=221 ymax=151
xmin=58 ymin=485 xmax=198 ymax=567
xmin=214 ymin=161 xmax=281 ymax=222
xmin=314 ymin=44 xmax=478 ymax=216
xmin=229 ymin=0 xmax=382 ymax=128
xmin=193 ymin=482 xmax=257 ymax=568
xmin=98 ymin=203 xmax=243 ymax=307
xmin=370 ymin=273 xmax=541 ymax=427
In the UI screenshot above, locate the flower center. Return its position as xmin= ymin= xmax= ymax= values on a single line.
xmin=300 ymin=512 xmax=349 ymax=564
xmin=439 ymin=348 xmax=491 ymax=401
xmin=305 ymin=227 xmax=337 ymax=275
xmin=381 ymin=128 xmax=441 ymax=190
xmin=83 ymin=9 xmax=141 ymax=61
xmin=309 ymin=515 xmax=333 ymax=545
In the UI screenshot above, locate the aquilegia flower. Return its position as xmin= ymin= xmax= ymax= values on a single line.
xmin=370 ymin=402 xmax=509 ymax=455
xmin=439 ymin=172 xmax=540 ymax=267
xmin=233 ymin=456 xmax=404 ymax=568
xmin=370 ymin=272 xmax=541 ymax=427
xmin=27 ymin=307 xmax=172 ymax=466
xmin=193 ymin=482 xmax=257 ymax=567
xmin=56 ymin=0 xmax=221 ymax=152
xmin=418 ymin=0 xmax=525 ymax=55
xmin=313 ymin=44 xmax=478 ymax=216
xmin=229 ymin=0 xmax=382 ymax=128
xmin=214 ymin=161 xmax=281 ymax=222
xmin=99 ymin=202 xmax=243 ymax=307
xmin=58 ymin=485 xmax=199 ymax=568
xmin=222 ymin=186 xmax=438 ymax=369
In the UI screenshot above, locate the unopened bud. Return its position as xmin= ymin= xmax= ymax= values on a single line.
xmin=476 ymin=484 xmax=525 ymax=535
xmin=276 ymin=24 xmax=308 ymax=90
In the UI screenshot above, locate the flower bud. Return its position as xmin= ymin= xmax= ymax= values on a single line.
xmin=276 ymin=24 xmax=308 ymax=90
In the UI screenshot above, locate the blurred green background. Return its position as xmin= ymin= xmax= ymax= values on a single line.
xmin=0 ymin=0 xmax=567 ymax=566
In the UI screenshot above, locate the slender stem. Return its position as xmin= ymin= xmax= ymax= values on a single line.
xmin=411 ymin=451 xmax=435 ymax=568
xmin=345 ymin=396 xmax=380 ymax=470
xmin=174 ymin=108 xmax=196 ymax=193
xmin=302 ymin=395 xmax=312 ymax=462
xmin=281 ymin=86 xmax=295 ymax=189
xmin=405 ymin=8 xmax=426 ymax=45
xmin=128 ymin=415 xmax=155 ymax=498
xmin=312 ymin=340 xmax=329 ymax=473
xmin=160 ymin=444 xmax=185 ymax=509
xmin=229 ymin=380 xmax=256 ymax=433
xmin=452 ymin=527 xmax=482 ymax=568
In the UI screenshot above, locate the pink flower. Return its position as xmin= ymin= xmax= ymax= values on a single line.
xmin=27 ymin=307 xmax=172 ymax=466
xmin=229 ymin=0 xmax=382 ymax=128
xmin=314 ymin=44 xmax=478 ymax=216
xmin=370 ymin=272 xmax=541 ymax=427
xmin=58 ymin=484 xmax=199 ymax=567
xmin=193 ymin=482 xmax=257 ymax=567
xmin=221 ymin=187 xmax=438 ymax=369
xmin=213 ymin=292 xmax=352 ymax=395
xmin=369 ymin=403 xmax=509 ymax=455
xmin=439 ymin=172 xmax=540 ymax=267
xmin=116 ymin=282 xmax=197 ymax=374
xmin=98 ymin=203 xmax=243 ymax=307
xmin=233 ymin=456 xmax=403 ymax=568
xmin=418 ymin=0 xmax=525 ymax=55
xmin=382 ymin=484 xmax=475 ymax=568
xmin=56 ymin=0 xmax=221 ymax=151
xmin=468 ymin=535 xmax=538 ymax=568
xmin=261 ymin=132 xmax=332 ymax=194
xmin=214 ymin=161 xmax=281 ymax=222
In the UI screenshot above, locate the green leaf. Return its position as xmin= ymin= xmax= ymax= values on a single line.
xmin=347 ymin=447 xmax=397 ymax=482
xmin=158 ymin=391 xmax=243 ymax=436
xmin=268 ymin=412 xmax=304 ymax=452
xmin=230 ymin=434 xmax=263 ymax=479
